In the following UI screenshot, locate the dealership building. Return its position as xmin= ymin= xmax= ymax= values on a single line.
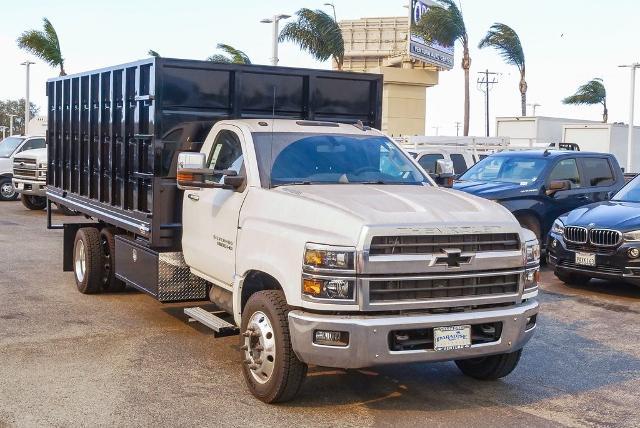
xmin=335 ymin=3 xmax=453 ymax=136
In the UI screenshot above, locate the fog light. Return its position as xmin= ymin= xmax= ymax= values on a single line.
xmin=526 ymin=314 xmax=537 ymax=330
xmin=628 ymin=248 xmax=640 ymax=259
xmin=314 ymin=330 xmax=349 ymax=347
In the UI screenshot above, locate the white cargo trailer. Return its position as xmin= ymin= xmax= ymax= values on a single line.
xmin=496 ymin=116 xmax=599 ymax=148
xmin=562 ymin=123 xmax=640 ymax=172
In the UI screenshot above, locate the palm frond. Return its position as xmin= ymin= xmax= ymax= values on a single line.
xmin=207 ymin=54 xmax=232 ymax=63
xmin=215 ymin=44 xmax=251 ymax=64
xmin=563 ymin=78 xmax=606 ymax=106
xmin=17 ymin=17 xmax=64 ymax=75
xmin=412 ymin=0 xmax=467 ymax=47
xmin=278 ymin=8 xmax=344 ymax=66
xmin=478 ymin=23 xmax=524 ymax=71
xmin=148 ymin=50 xmax=160 ymax=57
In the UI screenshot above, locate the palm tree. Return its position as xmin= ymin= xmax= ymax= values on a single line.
xmin=148 ymin=50 xmax=160 ymax=57
xmin=413 ymin=0 xmax=470 ymax=135
xmin=563 ymin=78 xmax=608 ymax=122
xmin=17 ymin=18 xmax=66 ymax=76
xmin=278 ymin=8 xmax=344 ymax=70
xmin=479 ymin=23 xmax=527 ymax=116
xmin=207 ymin=44 xmax=251 ymax=64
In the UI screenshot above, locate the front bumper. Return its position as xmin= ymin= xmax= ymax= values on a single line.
xmin=13 ymin=179 xmax=46 ymax=196
xmin=288 ymin=299 xmax=538 ymax=369
xmin=548 ymin=232 xmax=640 ymax=284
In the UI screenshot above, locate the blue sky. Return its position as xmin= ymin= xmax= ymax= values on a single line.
xmin=1 ymin=0 xmax=639 ymax=136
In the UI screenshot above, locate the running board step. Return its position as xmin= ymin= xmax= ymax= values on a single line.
xmin=184 ymin=307 xmax=239 ymax=336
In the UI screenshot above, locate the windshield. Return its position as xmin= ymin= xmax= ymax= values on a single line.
xmin=459 ymin=155 xmax=548 ymax=185
xmin=252 ymin=132 xmax=429 ymax=187
xmin=613 ymin=175 xmax=640 ymax=202
xmin=0 ymin=137 xmax=25 ymax=157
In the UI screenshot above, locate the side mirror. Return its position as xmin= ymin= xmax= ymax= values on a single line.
xmin=546 ymin=179 xmax=571 ymax=196
xmin=177 ymin=152 xmax=207 ymax=190
xmin=224 ymin=174 xmax=246 ymax=191
xmin=433 ymin=159 xmax=455 ymax=187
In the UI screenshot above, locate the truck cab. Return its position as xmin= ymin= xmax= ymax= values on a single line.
xmin=13 ymin=147 xmax=48 ymax=210
xmin=0 ymin=135 xmax=46 ymax=201
xmin=454 ymin=150 xmax=625 ymax=243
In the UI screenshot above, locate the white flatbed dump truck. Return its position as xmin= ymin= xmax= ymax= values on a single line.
xmin=46 ymin=58 xmax=540 ymax=403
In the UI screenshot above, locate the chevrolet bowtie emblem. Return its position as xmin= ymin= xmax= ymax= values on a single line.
xmin=434 ymin=249 xmax=472 ymax=268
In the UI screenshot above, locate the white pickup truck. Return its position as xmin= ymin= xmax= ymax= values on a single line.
xmin=47 ymin=59 xmax=539 ymax=404
xmin=13 ymin=147 xmax=48 ymax=210
xmin=0 ymin=135 xmax=46 ymax=201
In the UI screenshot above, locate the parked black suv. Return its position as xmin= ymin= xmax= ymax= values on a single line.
xmin=454 ymin=150 xmax=625 ymax=244
xmin=549 ymin=174 xmax=640 ymax=286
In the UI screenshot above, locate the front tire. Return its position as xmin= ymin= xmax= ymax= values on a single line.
xmin=455 ymin=349 xmax=522 ymax=380
xmin=20 ymin=194 xmax=46 ymax=210
xmin=240 ymin=290 xmax=307 ymax=403
xmin=555 ymin=270 xmax=591 ymax=286
xmin=73 ymin=227 xmax=103 ymax=294
xmin=0 ymin=178 xmax=18 ymax=201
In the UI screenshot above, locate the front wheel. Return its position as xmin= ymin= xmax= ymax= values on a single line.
xmin=0 ymin=178 xmax=18 ymax=201
xmin=21 ymin=194 xmax=46 ymax=210
xmin=240 ymin=290 xmax=307 ymax=403
xmin=455 ymin=349 xmax=522 ymax=380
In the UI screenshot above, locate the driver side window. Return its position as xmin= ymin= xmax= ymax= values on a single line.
xmin=207 ymin=130 xmax=244 ymax=183
xmin=549 ymin=159 xmax=580 ymax=188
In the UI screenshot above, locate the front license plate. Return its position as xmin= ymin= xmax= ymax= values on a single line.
xmin=433 ymin=325 xmax=471 ymax=351
xmin=575 ymin=252 xmax=596 ymax=266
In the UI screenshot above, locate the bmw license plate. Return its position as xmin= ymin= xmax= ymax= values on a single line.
xmin=433 ymin=325 xmax=471 ymax=351
xmin=575 ymin=252 xmax=596 ymax=267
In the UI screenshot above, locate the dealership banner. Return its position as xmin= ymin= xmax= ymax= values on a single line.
xmin=408 ymin=0 xmax=455 ymax=70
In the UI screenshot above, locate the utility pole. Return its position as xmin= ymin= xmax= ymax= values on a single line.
xmin=21 ymin=60 xmax=35 ymax=135
xmin=0 ymin=126 xmax=7 ymax=140
xmin=8 ymin=114 xmax=17 ymax=136
xmin=260 ymin=14 xmax=291 ymax=66
xmin=620 ymin=63 xmax=639 ymax=173
xmin=454 ymin=121 xmax=461 ymax=136
xmin=527 ymin=102 xmax=541 ymax=116
xmin=477 ymin=69 xmax=499 ymax=137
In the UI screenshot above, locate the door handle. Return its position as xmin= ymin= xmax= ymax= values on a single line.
xmin=187 ymin=193 xmax=200 ymax=202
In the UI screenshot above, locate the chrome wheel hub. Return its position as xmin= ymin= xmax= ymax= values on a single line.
xmin=242 ymin=311 xmax=276 ymax=384
xmin=74 ymin=240 xmax=86 ymax=283
xmin=1 ymin=182 xmax=15 ymax=199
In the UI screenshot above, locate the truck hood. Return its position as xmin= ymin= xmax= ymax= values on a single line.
xmin=562 ymin=201 xmax=640 ymax=232
xmin=14 ymin=148 xmax=47 ymax=163
xmin=453 ymin=180 xmax=539 ymax=199
xmin=275 ymin=184 xmax=519 ymax=228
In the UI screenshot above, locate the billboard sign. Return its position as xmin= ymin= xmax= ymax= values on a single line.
xmin=408 ymin=0 xmax=455 ymax=70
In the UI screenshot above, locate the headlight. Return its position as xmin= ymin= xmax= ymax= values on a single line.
xmin=524 ymin=240 xmax=540 ymax=264
xmin=302 ymin=243 xmax=356 ymax=301
xmin=551 ymin=219 xmax=564 ymax=235
xmin=303 ymin=243 xmax=355 ymax=272
xmin=623 ymin=230 xmax=640 ymax=242
xmin=302 ymin=276 xmax=355 ymax=301
xmin=523 ymin=267 xmax=540 ymax=290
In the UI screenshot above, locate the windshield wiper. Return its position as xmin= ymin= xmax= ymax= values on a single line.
xmin=272 ymin=181 xmax=312 ymax=188
xmin=359 ymin=180 xmax=388 ymax=184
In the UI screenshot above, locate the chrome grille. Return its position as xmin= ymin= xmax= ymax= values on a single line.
xmin=564 ymin=226 xmax=588 ymax=244
xmin=13 ymin=168 xmax=37 ymax=178
xmin=13 ymin=157 xmax=37 ymax=166
xmin=368 ymin=272 xmax=520 ymax=302
xmin=369 ymin=233 xmax=520 ymax=255
xmin=589 ymin=229 xmax=621 ymax=247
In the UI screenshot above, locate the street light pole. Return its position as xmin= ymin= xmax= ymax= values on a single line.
xmin=324 ymin=3 xmax=337 ymax=21
xmin=8 ymin=114 xmax=17 ymax=136
xmin=0 ymin=126 xmax=7 ymax=140
xmin=260 ymin=14 xmax=291 ymax=66
xmin=21 ymin=60 xmax=35 ymax=135
xmin=620 ymin=63 xmax=639 ymax=173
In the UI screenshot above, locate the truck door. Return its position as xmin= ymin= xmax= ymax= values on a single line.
xmin=182 ymin=126 xmax=248 ymax=287
xmin=546 ymin=157 xmax=590 ymax=224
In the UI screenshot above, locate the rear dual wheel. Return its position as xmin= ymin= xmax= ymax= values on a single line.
xmin=73 ymin=227 xmax=126 ymax=294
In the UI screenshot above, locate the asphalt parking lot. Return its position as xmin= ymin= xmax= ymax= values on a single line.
xmin=1 ymin=200 xmax=639 ymax=427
